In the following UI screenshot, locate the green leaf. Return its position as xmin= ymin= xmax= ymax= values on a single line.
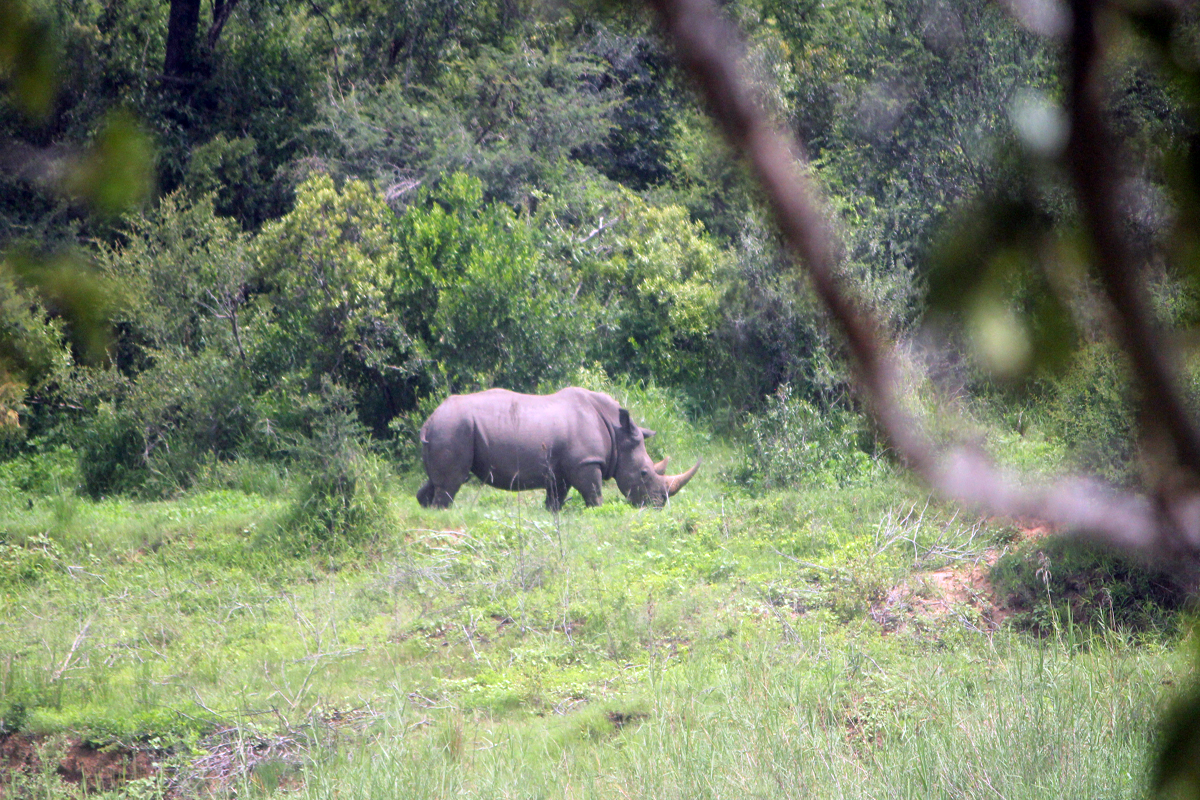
xmin=1154 ymin=689 xmax=1200 ymax=798
xmin=0 ymin=0 xmax=58 ymax=121
xmin=67 ymin=111 xmax=155 ymax=216
xmin=6 ymin=249 xmax=117 ymax=365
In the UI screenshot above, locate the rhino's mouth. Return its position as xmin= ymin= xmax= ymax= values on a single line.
xmin=628 ymin=486 xmax=668 ymax=508
xmin=626 ymin=459 xmax=700 ymax=507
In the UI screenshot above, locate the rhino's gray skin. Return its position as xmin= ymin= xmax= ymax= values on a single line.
xmin=416 ymin=387 xmax=699 ymax=510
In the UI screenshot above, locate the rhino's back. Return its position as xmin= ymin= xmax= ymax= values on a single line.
xmin=425 ymin=388 xmax=616 ymax=489
xmin=433 ymin=388 xmax=615 ymax=431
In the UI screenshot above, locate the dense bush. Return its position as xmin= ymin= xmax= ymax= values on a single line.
xmin=732 ymin=384 xmax=878 ymax=490
xmin=97 ymin=193 xmax=253 ymax=369
xmin=707 ymin=213 xmax=849 ymax=416
xmin=76 ymin=401 xmax=145 ymax=498
xmin=73 ymin=348 xmax=262 ymax=499
xmin=576 ymin=198 xmax=726 ymax=395
xmin=278 ymin=385 xmax=392 ymax=554
xmin=1044 ymin=343 xmax=1136 ymax=486
xmin=251 ymin=173 xmax=420 ymax=435
xmin=392 ymin=173 xmax=583 ymax=394
xmin=326 ymin=43 xmax=622 ymax=211
xmin=991 ymin=536 xmax=1192 ymax=634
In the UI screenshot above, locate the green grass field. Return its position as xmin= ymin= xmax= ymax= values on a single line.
xmin=0 ymin=427 xmax=1191 ymax=799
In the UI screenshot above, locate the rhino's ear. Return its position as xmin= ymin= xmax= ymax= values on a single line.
xmin=619 ymin=408 xmax=636 ymax=434
xmin=640 ymin=426 xmax=656 ymax=439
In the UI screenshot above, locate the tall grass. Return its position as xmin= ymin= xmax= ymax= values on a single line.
xmin=0 ymin=383 xmax=1189 ymax=799
xmin=297 ymin=633 xmax=1175 ymax=800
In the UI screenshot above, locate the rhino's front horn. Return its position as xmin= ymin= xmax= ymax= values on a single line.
xmin=665 ymin=459 xmax=701 ymax=497
xmin=652 ymin=456 xmax=670 ymax=475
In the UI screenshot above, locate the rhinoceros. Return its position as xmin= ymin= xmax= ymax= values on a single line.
xmin=416 ymin=387 xmax=700 ymax=510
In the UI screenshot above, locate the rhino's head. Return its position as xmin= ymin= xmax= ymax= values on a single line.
xmin=614 ymin=409 xmax=700 ymax=507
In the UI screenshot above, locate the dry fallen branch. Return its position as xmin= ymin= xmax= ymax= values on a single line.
xmin=50 ymin=618 xmax=92 ymax=683
xmin=645 ymin=0 xmax=1200 ymax=558
xmin=181 ymin=726 xmax=308 ymax=793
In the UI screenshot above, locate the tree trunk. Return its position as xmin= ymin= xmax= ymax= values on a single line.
xmin=164 ymin=0 xmax=201 ymax=78
xmin=207 ymin=0 xmax=240 ymax=50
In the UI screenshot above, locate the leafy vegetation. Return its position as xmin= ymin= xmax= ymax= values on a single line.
xmin=2 ymin=0 xmax=1200 ymax=795
xmin=0 ymin=409 xmax=1189 ymax=798
xmin=0 ymin=0 xmax=1078 ymax=448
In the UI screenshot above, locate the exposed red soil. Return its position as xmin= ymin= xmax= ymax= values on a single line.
xmin=871 ymin=521 xmax=1051 ymax=634
xmin=0 ymin=733 xmax=158 ymax=792
xmin=0 ymin=722 xmax=329 ymax=797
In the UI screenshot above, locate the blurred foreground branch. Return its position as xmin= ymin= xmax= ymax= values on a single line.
xmin=1063 ymin=0 xmax=1200 ymax=476
xmin=645 ymin=0 xmax=1200 ymax=558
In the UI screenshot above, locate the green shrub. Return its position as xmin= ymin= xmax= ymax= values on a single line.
xmin=279 ymin=387 xmax=391 ymax=554
xmin=97 ymin=193 xmax=253 ymax=369
xmin=72 ymin=194 xmax=279 ymax=496
xmin=582 ymin=200 xmax=725 ymax=393
xmin=0 ymin=446 xmax=76 ymax=496
xmin=77 ymin=401 xmax=147 ymax=499
xmin=390 ymin=172 xmax=582 ymax=394
xmin=733 ymin=384 xmax=877 ymax=490
xmin=76 ymin=349 xmax=263 ymax=499
xmin=252 ymin=173 xmax=424 ymax=435
xmin=990 ymin=535 xmax=1191 ymax=635
xmin=1044 ymin=342 xmax=1135 ymax=485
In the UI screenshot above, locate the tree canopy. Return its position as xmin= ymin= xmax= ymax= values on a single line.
xmin=0 ymin=0 xmax=1192 ymax=505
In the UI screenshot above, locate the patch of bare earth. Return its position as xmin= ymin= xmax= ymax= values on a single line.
xmin=0 ymin=734 xmax=158 ymax=792
xmin=871 ymin=522 xmax=1051 ymax=634
xmin=0 ymin=710 xmax=377 ymax=796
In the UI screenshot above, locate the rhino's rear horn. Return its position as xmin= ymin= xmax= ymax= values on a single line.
xmin=665 ymin=459 xmax=701 ymax=497
xmin=652 ymin=456 xmax=670 ymax=475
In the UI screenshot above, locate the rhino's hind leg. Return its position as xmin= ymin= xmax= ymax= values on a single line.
xmin=545 ymin=477 xmax=571 ymax=513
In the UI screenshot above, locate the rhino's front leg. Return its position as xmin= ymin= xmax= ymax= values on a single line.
xmin=571 ymin=464 xmax=604 ymax=507
xmin=417 ymin=480 xmax=458 ymax=508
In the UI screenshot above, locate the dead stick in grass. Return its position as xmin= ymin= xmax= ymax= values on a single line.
xmin=50 ymin=618 xmax=92 ymax=682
